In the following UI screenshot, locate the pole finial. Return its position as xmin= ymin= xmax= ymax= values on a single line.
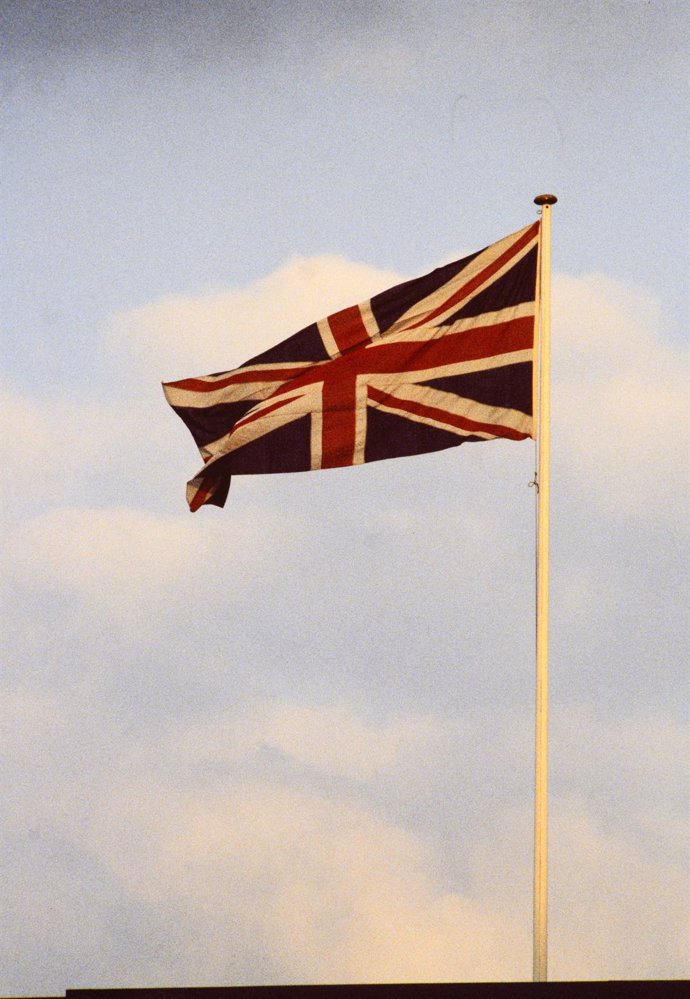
xmin=534 ymin=194 xmax=558 ymax=206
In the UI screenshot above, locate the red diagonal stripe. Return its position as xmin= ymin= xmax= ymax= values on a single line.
xmin=367 ymin=385 xmax=529 ymax=441
xmin=404 ymin=222 xmax=539 ymax=331
xmin=169 ymin=365 xmax=315 ymax=393
xmin=189 ymin=484 xmax=214 ymax=512
xmin=233 ymin=392 xmax=301 ymax=432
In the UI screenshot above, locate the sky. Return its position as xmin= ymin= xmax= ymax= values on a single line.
xmin=2 ymin=0 xmax=688 ymax=991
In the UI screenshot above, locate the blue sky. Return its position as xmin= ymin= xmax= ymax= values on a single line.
xmin=2 ymin=1 xmax=688 ymax=991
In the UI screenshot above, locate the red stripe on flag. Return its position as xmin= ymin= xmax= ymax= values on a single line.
xmin=327 ymin=305 xmax=371 ymax=355
xmin=233 ymin=393 xmax=300 ymax=432
xmin=169 ymin=367 xmax=314 ymax=393
xmin=367 ymin=386 xmax=529 ymax=442
xmin=358 ymin=317 xmax=535 ymax=374
xmin=404 ymin=222 xmax=539 ymax=331
xmin=189 ymin=484 xmax=214 ymax=512
xmin=321 ymin=374 xmax=358 ymax=468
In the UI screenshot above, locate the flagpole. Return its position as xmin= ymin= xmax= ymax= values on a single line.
xmin=533 ymin=193 xmax=556 ymax=983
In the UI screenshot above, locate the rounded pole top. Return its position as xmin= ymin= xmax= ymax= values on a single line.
xmin=534 ymin=194 xmax=558 ymax=205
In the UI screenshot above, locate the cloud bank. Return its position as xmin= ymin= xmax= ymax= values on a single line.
xmin=2 ymin=253 xmax=687 ymax=991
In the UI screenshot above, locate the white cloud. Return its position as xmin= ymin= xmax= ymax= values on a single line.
xmin=556 ymin=706 xmax=689 ymax=791
xmin=5 ymin=504 xmax=306 ymax=619
xmin=550 ymin=804 xmax=689 ymax=981
xmin=107 ymin=256 xmax=402 ymax=385
xmin=170 ymin=701 xmax=438 ymax=783
xmin=0 ymin=385 xmax=94 ymax=517
xmin=5 ymin=506 xmax=207 ymax=595
xmin=3 ymin=256 xmax=687 ymax=991
xmin=255 ymin=703 xmax=436 ymax=780
xmin=553 ymin=273 xmax=688 ymax=526
xmin=14 ymin=761 xmax=685 ymax=986
xmin=0 ymin=690 xmax=73 ymax=831
xmin=74 ymin=776 xmax=530 ymax=984
xmin=0 ymin=383 xmax=182 ymax=521
xmin=2 ymin=689 xmax=688 ymax=989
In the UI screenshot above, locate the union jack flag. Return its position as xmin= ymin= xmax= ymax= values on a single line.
xmin=164 ymin=221 xmax=540 ymax=511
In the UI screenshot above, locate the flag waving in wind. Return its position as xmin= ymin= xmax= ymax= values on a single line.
xmin=163 ymin=221 xmax=540 ymax=511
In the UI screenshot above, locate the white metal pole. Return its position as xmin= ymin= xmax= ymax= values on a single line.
xmin=533 ymin=193 xmax=556 ymax=983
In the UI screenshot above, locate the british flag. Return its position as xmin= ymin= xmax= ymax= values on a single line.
xmin=163 ymin=221 xmax=540 ymax=511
